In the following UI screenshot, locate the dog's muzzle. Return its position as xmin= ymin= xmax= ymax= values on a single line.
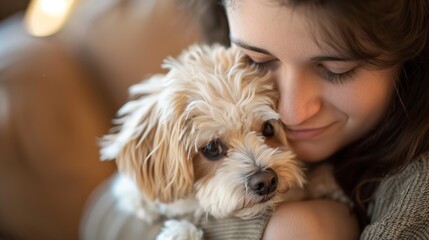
xmin=247 ymin=168 xmax=278 ymax=196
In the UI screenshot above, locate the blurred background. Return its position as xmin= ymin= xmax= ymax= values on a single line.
xmin=0 ymin=0 xmax=30 ymax=20
xmin=0 ymin=0 xmax=228 ymax=239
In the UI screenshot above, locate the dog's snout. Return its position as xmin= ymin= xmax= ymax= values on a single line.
xmin=248 ymin=168 xmax=278 ymax=196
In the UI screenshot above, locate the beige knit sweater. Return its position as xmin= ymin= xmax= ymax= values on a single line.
xmin=199 ymin=152 xmax=429 ymax=239
xmin=360 ymin=151 xmax=429 ymax=239
xmin=81 ymin=152 xmax=429 ymax=239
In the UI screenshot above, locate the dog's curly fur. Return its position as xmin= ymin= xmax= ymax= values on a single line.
xmin=100 ymin=44 xmax=307 ymax=239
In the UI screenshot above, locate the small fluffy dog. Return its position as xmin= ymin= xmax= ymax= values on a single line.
xmin=100 ymin=44 xmax=342 ymax=239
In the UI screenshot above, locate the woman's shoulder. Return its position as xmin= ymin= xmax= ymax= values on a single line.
xmin=399 ymin=150 xmax=429 ymax=176
xmin=362 ymin=151 xmax=429 ymax=239
xmin=373 ymin=151 xmax=429 ymax=198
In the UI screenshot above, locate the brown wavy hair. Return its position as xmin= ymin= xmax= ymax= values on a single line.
xmin=182 ymin=0 xmax=429 ymax=228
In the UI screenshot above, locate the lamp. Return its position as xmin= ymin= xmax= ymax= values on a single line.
xmin=24 ymin=0 xmax=76 ymax=37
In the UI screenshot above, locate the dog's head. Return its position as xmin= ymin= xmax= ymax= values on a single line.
xmin=100 ymin=44 xmax=305 ymax=219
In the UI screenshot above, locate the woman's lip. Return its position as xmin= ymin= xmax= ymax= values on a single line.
xmin=286 ymin=124 xmax=333 ymax=140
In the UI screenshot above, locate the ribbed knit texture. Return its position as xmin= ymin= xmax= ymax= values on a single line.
xmin=199 ymin=152 xmax=429 ymax=240
xmin=361 ymin=152 xmax=429 ymax=239
xmin=199 ymin=214 xmax=270 ymax=240
xmin=81 ymin=152 xmax=428 ymax=239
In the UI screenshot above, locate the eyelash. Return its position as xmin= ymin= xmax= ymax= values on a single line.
xmin=247 ymin=56 xmax=277 ymax=68
xmin=319 ymin=66 xmax=358 ymax=84
xmin=247 ymin=56 xmax=358 ymax=84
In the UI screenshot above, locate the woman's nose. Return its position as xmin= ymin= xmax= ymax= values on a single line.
xmin=276 ymin=69 xmax=322 ymax=126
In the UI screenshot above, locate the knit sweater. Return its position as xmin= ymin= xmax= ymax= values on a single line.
xmin=81 ymin=152 xmax=429 ymax=239
xmin=360 ymin=151 xmax=429 ymax=239
xmin=199 ymin=152 xmax=429 ymax=239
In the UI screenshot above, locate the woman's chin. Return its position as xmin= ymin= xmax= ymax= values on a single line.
xmin=292 ymin=144 xmax=336 ymax=163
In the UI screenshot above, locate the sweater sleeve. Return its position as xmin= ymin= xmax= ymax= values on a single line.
xmin=361 ymin=152 xmax=429 ymax=240
xmin=199 ymin=214 xmax=270 ymax=240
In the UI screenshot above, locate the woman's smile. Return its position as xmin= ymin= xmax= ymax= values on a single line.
xmin=286 ymin=122 xmax=336 ymax=140
xmin=227 ymin=1 xmax=399 ymax=161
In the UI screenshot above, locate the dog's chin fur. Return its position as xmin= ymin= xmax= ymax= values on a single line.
xmin=100 ymin=44 xmax=306 ymax=226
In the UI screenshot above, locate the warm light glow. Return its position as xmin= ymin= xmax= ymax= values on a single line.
xmin=40 ymin=0 xmax=70 ymax=17
xmin=24 ymin=0 xmax=76 ymax=37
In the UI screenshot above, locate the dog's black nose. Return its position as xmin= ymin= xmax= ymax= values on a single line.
xmin=248 ymin=168 xmax=278 ymax=196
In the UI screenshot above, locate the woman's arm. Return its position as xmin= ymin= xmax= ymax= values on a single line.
xmin=263 ymin=199 xmax=360 ymax=240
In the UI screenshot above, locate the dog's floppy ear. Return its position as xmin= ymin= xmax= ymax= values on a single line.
xmin=100 ymin=74 xmax=194 ymax=203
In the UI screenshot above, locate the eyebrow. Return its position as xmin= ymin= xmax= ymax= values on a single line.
xmin=232 ymin=38 xmax=357 ymax=62
xmin=310 ymin=56 xmax=356 ymax=62
xmin=231 ymin=39 xmax=273 ymax=55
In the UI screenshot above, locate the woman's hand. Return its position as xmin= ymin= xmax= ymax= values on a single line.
xmin=263 ymin=199 xmax=359 ymax=240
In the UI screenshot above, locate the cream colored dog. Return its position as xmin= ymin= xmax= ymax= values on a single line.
xmin=100 ymin=44 xmax=330 ymax=239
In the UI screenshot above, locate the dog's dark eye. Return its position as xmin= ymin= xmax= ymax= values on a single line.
xmin=262 ymin=122 xmax=275 ymax=137
xmin=202 ymin=140 xmax=226 ymax=161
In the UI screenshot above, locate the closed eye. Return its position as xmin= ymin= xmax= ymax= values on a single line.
xmin=232 ymin=41 xmax=279 ymax=69
xmin=246 ymin=56 xmax=279 ymax=69
xmin=317 ymin=64 xmax=358 ymax=84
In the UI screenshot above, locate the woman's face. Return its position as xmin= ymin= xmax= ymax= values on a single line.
xmin=227 ymin=0 xmax=399 ymax=162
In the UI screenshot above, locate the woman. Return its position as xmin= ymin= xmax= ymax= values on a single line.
xmin=197 ymin=0 xmax=429 ymax=239
xmin=84 ymin=0 xmax=429 ymax=239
